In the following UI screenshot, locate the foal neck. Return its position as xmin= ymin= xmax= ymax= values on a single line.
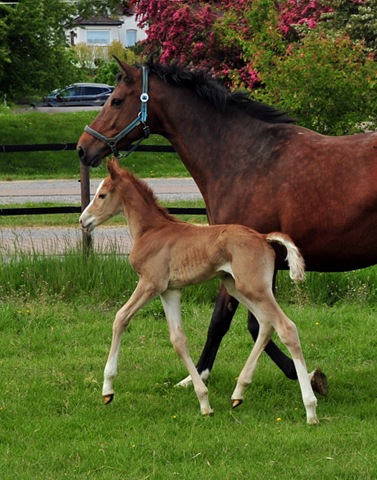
xmin=118 ymin=170 xmax=179 ymax=240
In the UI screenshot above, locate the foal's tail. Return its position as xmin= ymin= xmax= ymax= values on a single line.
xmin=265 ymin=233 xmax=306 ymax=283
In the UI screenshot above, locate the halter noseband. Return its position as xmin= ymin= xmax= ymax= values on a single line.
xmin=84 ymin=66 xmax=150 ymax=159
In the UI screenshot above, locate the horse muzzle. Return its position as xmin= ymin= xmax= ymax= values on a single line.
xmin=77 ymin=133 xmax=109 ymax=168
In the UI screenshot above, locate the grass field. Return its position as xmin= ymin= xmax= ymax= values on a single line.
xmin=1 ymin=108 xmax=377 ymax=478
xmin=0 ymin=110 xmax=188 ymax=180
xmin=1 ymin=247 xmax=377 ymax=479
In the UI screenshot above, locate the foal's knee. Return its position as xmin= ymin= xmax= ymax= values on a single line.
xmin=278 ymin=321 xmax=299 ymax=348
xmin=113 ymin=310 xmax=130 ymax=334
xmin=170 ymin=327 xmax=188 ymax=356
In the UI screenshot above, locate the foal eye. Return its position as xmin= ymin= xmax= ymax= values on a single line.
xmin=111 ymin=98 xmax=123 ymax=107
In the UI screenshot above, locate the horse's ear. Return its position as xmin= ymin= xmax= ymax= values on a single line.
xmin=107 ymin=157 xmax=120 ymax=180
xmin=113 ymin=56 xmax=134 ymax=82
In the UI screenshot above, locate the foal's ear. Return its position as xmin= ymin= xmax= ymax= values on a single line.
xmin=113 ymin=56 xmax=134 ymax=82
xmin=106 ymin=157 xmax=120 ymax=180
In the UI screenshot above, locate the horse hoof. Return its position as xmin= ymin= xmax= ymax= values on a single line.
xmin=308 ymin=416 xmax=319 ymax=426
xmin=310 ymin=368 xmax=328 ymax=396
xmin=103 ymin=394 xmax=114 ymax=405
xmin=231 ymin=399 xmax=243 ymax=409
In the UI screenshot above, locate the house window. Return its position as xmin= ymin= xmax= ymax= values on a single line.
xmin=87 ymin=30 xmax=111 ymax=45
xmin=126 ymin=29 xmax=137 ymax=47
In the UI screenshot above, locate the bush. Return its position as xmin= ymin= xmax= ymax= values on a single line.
xmin=253 ymin=33 xmax=377 ymax=134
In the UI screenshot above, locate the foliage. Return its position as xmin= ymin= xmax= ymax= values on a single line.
xmin=132 ymin=0 xmax=331 ymax=88
xmin=320 ymin=0 xmax=377 ymax=54
xmin=132 ymin=0 xmax=377 ymax=134
xmin=0 ymin=0 xmax=87 ymax=102
xmin=93 ymin=46 xmax=140 ymax=85
xmin=0 ymin=0 xmax=130 ymax=102
xmin=252 ymin=31 xmax=377 ymax=134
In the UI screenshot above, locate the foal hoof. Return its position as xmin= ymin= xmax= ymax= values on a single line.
xmin=231 ymin=399 xmax=243 ymax=409
xmin=103 ymin=394 xmax=114 ymax=405
xmin=310 ymin=368 xmax=328 ymax=396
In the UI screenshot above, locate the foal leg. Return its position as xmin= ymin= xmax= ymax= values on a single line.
xmin=248 ymin=272 xmax=327 ymax=396
xmin=102 ymin=279 xmax=160 ymax=405
xmin=160 ymin=289 xmax=213 ymax=416
xmin=224 ymin=277 xmax=318 ymax=424
xmin=176 ymin=283 xmax=239 ymax=387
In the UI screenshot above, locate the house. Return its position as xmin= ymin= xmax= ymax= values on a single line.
xmin=68 ymin=13 xmax=147 ymax=49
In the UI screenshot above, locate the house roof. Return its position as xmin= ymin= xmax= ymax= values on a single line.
xmin=73 ymin=16 xmax=124 ymax=26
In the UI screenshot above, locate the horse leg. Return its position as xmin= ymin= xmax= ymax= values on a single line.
xmin=102 ymin=279 xmax=160 ymax=405
xmin=248 ymin=273 xmax=327 ymax=396
xmin=176 ymin=282 xmax=239 ymax=387
xmin=160 ymin=289 xmax=213 ymax=416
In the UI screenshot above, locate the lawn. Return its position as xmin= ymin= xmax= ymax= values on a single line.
xmin=1 ymin=109 xmax=377 ymax=479
xmin=0 ymin=248 xmax=376 ymax=479
xmin=0 ymin=110 xmax=188 ymax=180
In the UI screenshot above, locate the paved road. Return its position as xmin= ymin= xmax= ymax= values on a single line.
xmin=0 ymin=177 xmax=203 ymax=255
xmin=5 ymin=105 xmax=204 ymax=254
xmin=0 ymin=177 xmax=202 ymax=205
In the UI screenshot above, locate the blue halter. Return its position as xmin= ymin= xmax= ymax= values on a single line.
xmin=84 ymin=66 xmax=150 ymax=159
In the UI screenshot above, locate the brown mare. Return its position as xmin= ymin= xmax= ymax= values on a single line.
xmin=80 ymin=158 xmax=318 ymax=423
xmin=77 ymin=57 xmax=377 ymax=395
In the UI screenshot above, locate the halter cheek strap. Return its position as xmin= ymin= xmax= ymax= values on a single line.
xmin=84 ymin=66 xmax=150 ymax=159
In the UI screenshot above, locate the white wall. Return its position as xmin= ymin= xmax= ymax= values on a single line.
xmin=69 ymin=15 xmax=146 ymax=48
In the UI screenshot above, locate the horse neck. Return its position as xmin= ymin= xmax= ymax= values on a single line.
xmin=118 ymin=177 xmax=171 ymax=241
xmin=150 ymin=80 xmax=254 ymax=215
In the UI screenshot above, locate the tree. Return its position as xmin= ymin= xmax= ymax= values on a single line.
xmin=253 ymin=32 xmax=377 ymax=134
xmin=132 ymin=0 xmax=331 ymax=87
xmin=0 ymin=0 xmax=128 ymax=102
xmin=0 ymin=0 xmax=85 ymax=102
xmin=320 ymin=0 xmax=377 ymax=54
xmin=132 ymin=0 xmax=377 ymax=134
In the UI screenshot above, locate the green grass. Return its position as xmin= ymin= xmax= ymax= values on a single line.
xmin=0 ymin=111 xmax=188 ymax=180
xmin=0 ymin=248 xmax=377 ymax=479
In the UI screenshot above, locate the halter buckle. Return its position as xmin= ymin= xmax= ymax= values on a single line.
xmin=140 ymin=93 xmax=149 ymax=103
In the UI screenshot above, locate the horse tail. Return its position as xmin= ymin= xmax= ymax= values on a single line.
xmin=265 ymin=233 xmax=306 ymax=283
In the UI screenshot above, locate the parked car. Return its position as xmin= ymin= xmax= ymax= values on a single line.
xmin=44 ymin=83 xmax=114 ymax=107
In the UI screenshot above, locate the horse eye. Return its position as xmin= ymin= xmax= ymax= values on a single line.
xmin=98 ymin=193 xmax=106 ymax=199
xmin=111 ymin=98 xmax=123 ymax=107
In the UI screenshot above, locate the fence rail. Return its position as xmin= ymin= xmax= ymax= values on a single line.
xmin=0 ymin=143 xmax=176 ymax=153
xmin=0 ymin=143 xmax=206 ymax=217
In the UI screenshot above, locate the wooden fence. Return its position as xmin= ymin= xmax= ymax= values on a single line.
xmin=0 ymin=143 xmax=206 ymax=217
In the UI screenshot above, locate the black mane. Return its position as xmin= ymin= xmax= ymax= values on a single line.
xmin=142 ymin=58 xmax=295 ymax=125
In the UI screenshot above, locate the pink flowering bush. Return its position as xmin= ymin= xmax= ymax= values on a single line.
xmin=132 ymin=0 xmax=330 ymax=88
xmin=129 ymin=0 xmax=377 ymax=134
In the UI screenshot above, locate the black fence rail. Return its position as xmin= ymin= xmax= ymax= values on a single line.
xmin=1 ymin=143 xmax=176 ymax=153
xmin=0 ymin=143 xmax=207 ymax=217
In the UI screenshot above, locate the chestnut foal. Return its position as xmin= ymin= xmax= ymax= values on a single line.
xmin=80 ymin=158 xmax=318 ymax=424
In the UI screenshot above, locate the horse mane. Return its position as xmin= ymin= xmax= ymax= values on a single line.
xmin=118 ymin=168 xmax=181 ymax=223
xmin=141 ymin=58 xmax=295 ymax=125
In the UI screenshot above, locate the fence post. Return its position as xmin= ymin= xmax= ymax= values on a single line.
xmin=80 ymin=163 xmax=92 ymax=253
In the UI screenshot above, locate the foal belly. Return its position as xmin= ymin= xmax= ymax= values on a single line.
xmin=168 ymin=248 xmax=221 ymax=288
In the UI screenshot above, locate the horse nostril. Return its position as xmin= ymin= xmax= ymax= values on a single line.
xmin=77 ymin=145 xmax=85 ymax=160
